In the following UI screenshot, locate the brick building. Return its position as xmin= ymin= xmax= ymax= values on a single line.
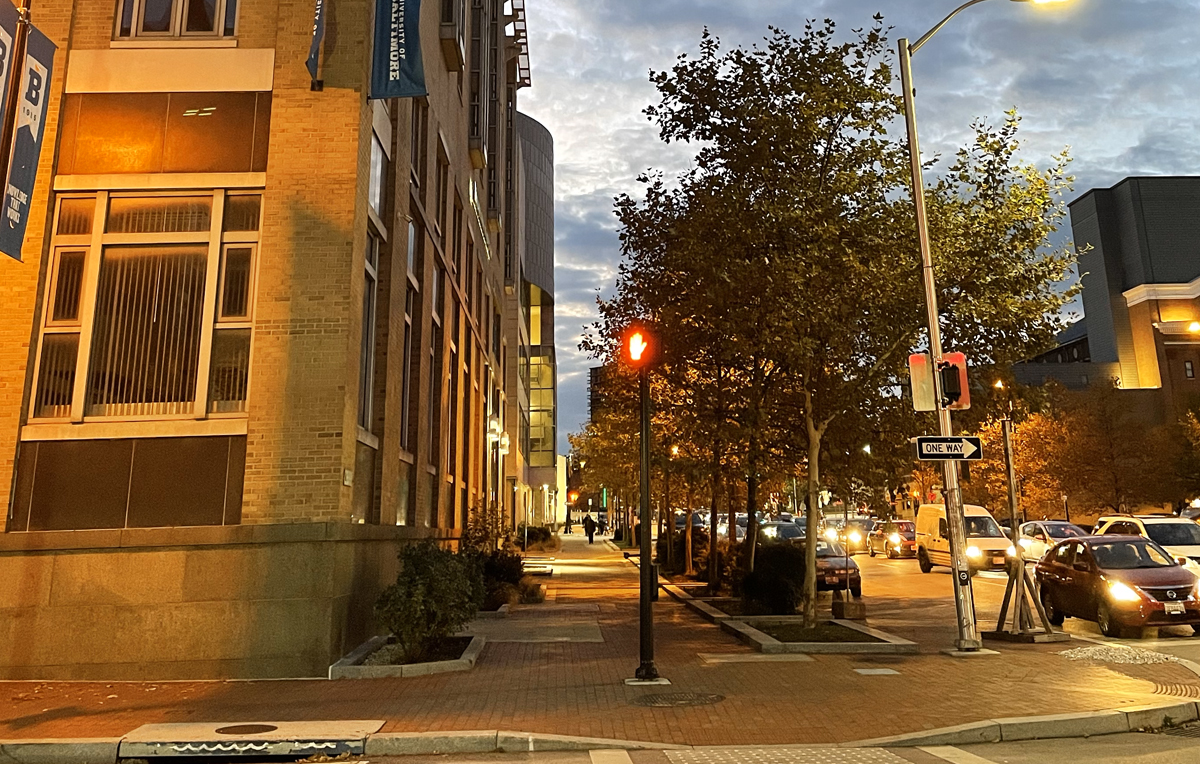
xmin=0 ymin=0 xmax=551 ymax=678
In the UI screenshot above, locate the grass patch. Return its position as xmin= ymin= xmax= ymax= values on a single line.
xmin=756 ymin=622 xmax=883 ymax=644
xmin=364 ymin=636 xmax=473 ymax=666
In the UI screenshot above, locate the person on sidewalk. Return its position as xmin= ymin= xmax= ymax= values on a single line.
xmin=583 ymin=513 xmax=597 ymax=544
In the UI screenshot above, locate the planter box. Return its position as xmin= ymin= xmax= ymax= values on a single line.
xmin=475 ymin=604 xmax=511 ymax=619
xmin=721 ymin=618 xmax=918 ymax=655
xmin=329 ymin=635 xmax=486 ymax=679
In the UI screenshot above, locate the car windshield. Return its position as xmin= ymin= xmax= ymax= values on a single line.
xmin=965 ymin=516 xmax=1004 ymax=538
xmin=801 ymin=540 xmax=846 ymax=557
xmin=762 ymin=524 xmax=803 ymax=540
xmin=1046 ymin=524 xmax=1086 ymax=539
xmin=1091 ymin=540 xmax=1174 ymax=569
xmin=895 ymin=521 xmax=914 ymax=533
xmin=1146 ymin=523 xmax=1200 ymax=547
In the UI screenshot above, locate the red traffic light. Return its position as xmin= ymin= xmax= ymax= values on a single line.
xmin=622 ymin=324 xmax=657 ymax=368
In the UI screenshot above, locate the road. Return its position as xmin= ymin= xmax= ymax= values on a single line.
xmin=855 ymin=550 xmax=1200 ymax=662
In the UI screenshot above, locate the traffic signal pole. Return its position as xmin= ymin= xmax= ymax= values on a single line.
xmin=899 ymin=37 xmax=982 ymax=652
xmin=635 ymin=364 xmax=660 ymax=681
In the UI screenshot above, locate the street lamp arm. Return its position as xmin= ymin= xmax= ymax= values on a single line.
xmin=910 ymin=0 xmax=993 ymax=54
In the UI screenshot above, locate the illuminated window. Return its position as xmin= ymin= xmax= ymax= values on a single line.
xmin=114 ymin=0 xmax=238 ymax=38
xmin=32 ymin=192 xmax=261 ymax=420
xmin=369 ymin=136 xmax=386 ymax=217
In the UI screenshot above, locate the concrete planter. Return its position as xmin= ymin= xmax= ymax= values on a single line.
xmin=721 ymin=618 xmax=918 ymax=655
xmin=475 ymin=604 xmax=511 ymax=619
xmin=328 ymin=635 xmax=485 ymax=679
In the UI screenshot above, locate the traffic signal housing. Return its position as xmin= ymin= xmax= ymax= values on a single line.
xmin=938 ymin=352 xmax=970 ymax=410
xmin=622 ymin=324 xmax=658 ymax=369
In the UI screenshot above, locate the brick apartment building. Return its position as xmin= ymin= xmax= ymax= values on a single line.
xmin=0 ymin=0 xmax=553 ymax=678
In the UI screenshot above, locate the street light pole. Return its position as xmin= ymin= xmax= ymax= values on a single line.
xmin=635 ymin=363 xmax=659 ymax=681
xmin=898 ymin=36 xmax=981 ymax=652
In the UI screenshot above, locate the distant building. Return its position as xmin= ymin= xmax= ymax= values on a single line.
xmin=1015 ymin=176 xmax=1200 ymax=419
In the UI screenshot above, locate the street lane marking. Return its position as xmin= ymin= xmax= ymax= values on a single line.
xmin=591 ymin=750 xmax=634 ymax=764
xmin=854 ymin=668 xmax=900 ymax=675
xmin=916 ymin=746 xmax=998 ymax=764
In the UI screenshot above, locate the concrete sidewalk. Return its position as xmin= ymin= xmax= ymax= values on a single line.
xmin=0 ymin=533 xmax=1197 ymax=747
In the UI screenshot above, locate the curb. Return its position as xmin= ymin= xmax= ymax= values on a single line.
xmin=4 ymin=701 xmax=1200 ymax=763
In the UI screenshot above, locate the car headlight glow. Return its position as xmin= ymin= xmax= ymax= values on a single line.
xmin=1108 ymin=581 xmax=1141 ymax=602
xmin=889 ymin=533 xmax=901 ymax=544
xmin=1018 ymin=538 xmax=1032 ymax=548
xmin=965 ymin=546 xmax=982 ymax=558
xmin=1007 ymin=546 xmax=1017 ymax=557
xmin=849 ymin=532 xmax=862 ymax=543
xmin=824 ymin=528 xmax=838 ymax=541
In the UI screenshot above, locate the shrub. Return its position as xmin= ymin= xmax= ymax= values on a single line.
xmin=519 ymin=575 xmax=547 ymax=604
xmin=658 ymin=527 xmax=710 ymax=575
xmin=376 ymin=542 xmax=481 ymax=663
xmin=516 ymin=524 xmax=552 ymax=549
xmin=462 ymin=502 xmax=508 ymax=552
xmin=742 ymin=543 xmax=806 ymax=615
xmin=483 ymin=548 xmax=525 ymax=586
xmin=483 ymin=582 xmax=521 ymax=611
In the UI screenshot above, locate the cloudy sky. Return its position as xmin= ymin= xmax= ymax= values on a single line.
xmin=516 ymin=0 xmax=1200 ymax=452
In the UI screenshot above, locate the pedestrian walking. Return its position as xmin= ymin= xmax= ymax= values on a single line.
xmin=583 ymin=513 xmax=597 ymax=544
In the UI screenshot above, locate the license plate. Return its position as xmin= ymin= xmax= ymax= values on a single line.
xmin=824 ymin=575 xmax=839 ymax=584
xmin=992 ymin=557 xmax=1004 ymax=566
xmin=1166 ymin=602 xmax=1186 ymax=615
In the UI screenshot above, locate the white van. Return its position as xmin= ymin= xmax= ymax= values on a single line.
xmin=916 ymin=504 xmax=1013 ymax=573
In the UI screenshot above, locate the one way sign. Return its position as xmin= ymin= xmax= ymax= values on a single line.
xmin=913 ymin=436 xmax=983 ymax=461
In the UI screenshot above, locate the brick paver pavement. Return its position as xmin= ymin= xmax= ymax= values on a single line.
xmin=0 ymin=534 xmax=1197 ymax=745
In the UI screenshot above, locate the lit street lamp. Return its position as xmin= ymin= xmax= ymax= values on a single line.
xmin=898 ymin=0 xmax=1069 ymax=652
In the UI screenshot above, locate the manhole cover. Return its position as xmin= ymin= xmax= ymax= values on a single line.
xmin=214 ymin=724 xmax=280 ymax=735
xmin=633 ymin=692 xmax=724 ymax=708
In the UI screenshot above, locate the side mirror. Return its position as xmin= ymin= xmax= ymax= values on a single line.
xmin=1176 ymin=556 xmax=1189 ymax=567
xmin=1073 ymin=561 xmax=1090 ymax=572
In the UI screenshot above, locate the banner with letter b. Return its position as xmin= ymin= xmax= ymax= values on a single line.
xmin=369 ymin=0 xmax=425 ymax=99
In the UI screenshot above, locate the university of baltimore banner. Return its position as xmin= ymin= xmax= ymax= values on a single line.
xmin=0 ymin=24 xmax=54 ymax=262
xmin=304 ymin=0 xmax=324 ymax=81
xmin=369 ymin=0 xmax=426 ymax=99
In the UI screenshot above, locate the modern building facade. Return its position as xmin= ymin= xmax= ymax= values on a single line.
xmin=1016 ymin=176 xmax=1200 ymax=420
xmin=0 ymin=0 xmax=546 ymax=679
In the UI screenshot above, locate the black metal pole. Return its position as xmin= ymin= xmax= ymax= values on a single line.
xmin=635 ymin=364 xmax=659 ymax=681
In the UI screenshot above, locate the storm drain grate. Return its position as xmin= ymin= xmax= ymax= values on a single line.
xmin=1163 ymin=725 xmax=1200 ymax=738
xmin=633 ymin=692 xmax=725 ymax=708
xmin=1154 ymin=682 xmax=1200 ymax=699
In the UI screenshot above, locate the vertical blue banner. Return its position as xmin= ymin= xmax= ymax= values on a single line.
xmin=304 ymin=0 xmax=324 ymax=82
xmin=0 ymin=24 xmax=54 ymax=262
xmin=369 ymin=0 xmax=426 ymax=99
xmin=0 ymin=3 xmax=18 ymax=137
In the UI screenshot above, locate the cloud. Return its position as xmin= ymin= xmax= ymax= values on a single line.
xmin=519 ymin=0 xmax=1200 ymax=450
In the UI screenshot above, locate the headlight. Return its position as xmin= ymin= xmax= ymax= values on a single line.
xmin=849 ymin=532 xmax=862 ymax=543
xmin=824 ymin=528 xmax=838 ymax=541
xmin=1007 ymin=546 xmax=1017 ymax=557
xmin=889 ymin=533 xmax=901 ymax=544
xmin=965 ymin=546 xmax=982 ymax=558
xmin=1108 ymin=581 xmax=1142 ymax=602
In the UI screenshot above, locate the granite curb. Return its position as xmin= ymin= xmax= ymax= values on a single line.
xmin=8 ymin=700 xmax=1199 ymax=761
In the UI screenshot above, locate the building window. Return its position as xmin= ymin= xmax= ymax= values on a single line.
xmin=1187 ymin=361 xmax=1195 ymax=380
xmin=359 ymin=234 xmax=380 ymax=429
xmin=115 ymin=0 xmax=238 ymax=39
xmin=369 ymin=135 xmax=386 ymax=218
xmin=435 ymin=148 xmax=450 ymax=236
xmin=32 ymin=191 xmax=261 ymax=421
xmin=401 ymin=286 xmax=415 ymax=451
xmin=410 ymin=99 xmax=428 ymax=188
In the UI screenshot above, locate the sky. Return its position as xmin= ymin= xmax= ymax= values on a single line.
xmin=515 ymin=0 xmax=1200 ymax=453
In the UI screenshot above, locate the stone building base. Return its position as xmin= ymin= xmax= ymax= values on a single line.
xmin=0 ymin=523 xmax=448 ymax=680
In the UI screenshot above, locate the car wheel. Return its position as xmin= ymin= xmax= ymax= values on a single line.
xmin=886 ymin=547 xmax=897 ymax=560
xmin=918 ymin=548 xmax=932 ymax=574
xmin=1041 ymin=587 xmax=1065 ymax=626
xmin=1098 ymin=601 xmax=1123 ymax=638
xmin=868 ymin=543 xmax=876 ymax=557
xmin=851 ymin=584 xmax=862 ymax=599
xmin=1192 ymin=625 xmax=1200 ymax=637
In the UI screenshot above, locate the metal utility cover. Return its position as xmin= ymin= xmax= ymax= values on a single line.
xmin=119 ymin=720 xmax=384 ymax=758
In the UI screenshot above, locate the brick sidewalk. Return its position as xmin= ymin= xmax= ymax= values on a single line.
xmin=0 ymin=534 xmax=1196 ymax=745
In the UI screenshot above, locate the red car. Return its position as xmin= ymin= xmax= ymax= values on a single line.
xmin=867 ymin=519 xmax=916 ymax=559
xmin=1035 ymin=535 xmax=1200 ymax=638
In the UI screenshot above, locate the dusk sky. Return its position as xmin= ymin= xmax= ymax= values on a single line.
xmin=516 ymin=0 xmax=1200 ymax=452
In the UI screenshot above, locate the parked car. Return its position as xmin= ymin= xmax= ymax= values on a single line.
xmin=1035 ymin=535 xmax=1200 ymax=637
xmin=1094 ymin=515 xmax=1200 ymax=575
xmin=674 ymin=512 xmax=706 ymax=531
xmin=799 ymin=538 xmax=861 ymax=598
xmin=916 ymin=504 xmax=1013 ymax=573
xmin=868 ymin=519 xmax=916 ymax=559
xmin=1017 ymin=520 xmax=1088 ymax=560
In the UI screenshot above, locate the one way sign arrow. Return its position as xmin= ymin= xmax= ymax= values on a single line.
xmin=912 ymin=436 xmax=983 ymax=461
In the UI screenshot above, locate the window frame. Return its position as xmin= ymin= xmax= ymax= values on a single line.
xmin=114 ymin=0 xmax=239 ymax=39
xmin=29 ymin=189 xmax=261 ymax=425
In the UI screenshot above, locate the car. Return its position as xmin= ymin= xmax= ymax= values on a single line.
xmin=1035 ymin=535 xmax=1200 ymax=638
xmin=1094 ymin=515 xmax=1200 ymax=576
xmin=1017 ymin=520 xmax=1088 ymax=560
xmin=868 ymin=519 xmax=917 ymax=558
xmin=674 ymin=512 xmax=706 ymax=531
xmin=758 ymin=521 xmax=805 ymax=544
xmin=916 ymin=504 xmax=1013 ymax=573
xmin=799 ymin=538 xmax=861 ymax=598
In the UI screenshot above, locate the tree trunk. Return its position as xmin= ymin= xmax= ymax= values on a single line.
xmin=803 ymin=407 xmax=828 ymax=629
xmin=744 ymin=434 xmax=760 ymax=575
xmin=685 ymin=482 xmax=696 ymax=576
xmin=708 ymin=463 xmax=721 ymax=588
xmin=665 ymin=464 xmax=674 ymax=571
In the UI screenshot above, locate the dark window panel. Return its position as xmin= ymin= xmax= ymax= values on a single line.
xmin=163 ymin=92 xmax=257 ymax=173
xmin=56 ymin=95 xmax=82 ymax=174
xmin=28 ymin=440 xmax=133 ymax=531
xmin=184 ymin=0 xmax=217 ymax=33
xmin=224 ymin=436 xmax=246 ymax=524
xmin=71 ymin=93 xmax=169 ymax=175
xmin=251 ymin=93 xmax=272 ymax=172
xmin=127 ymin=436 xmax=231 ymax=527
